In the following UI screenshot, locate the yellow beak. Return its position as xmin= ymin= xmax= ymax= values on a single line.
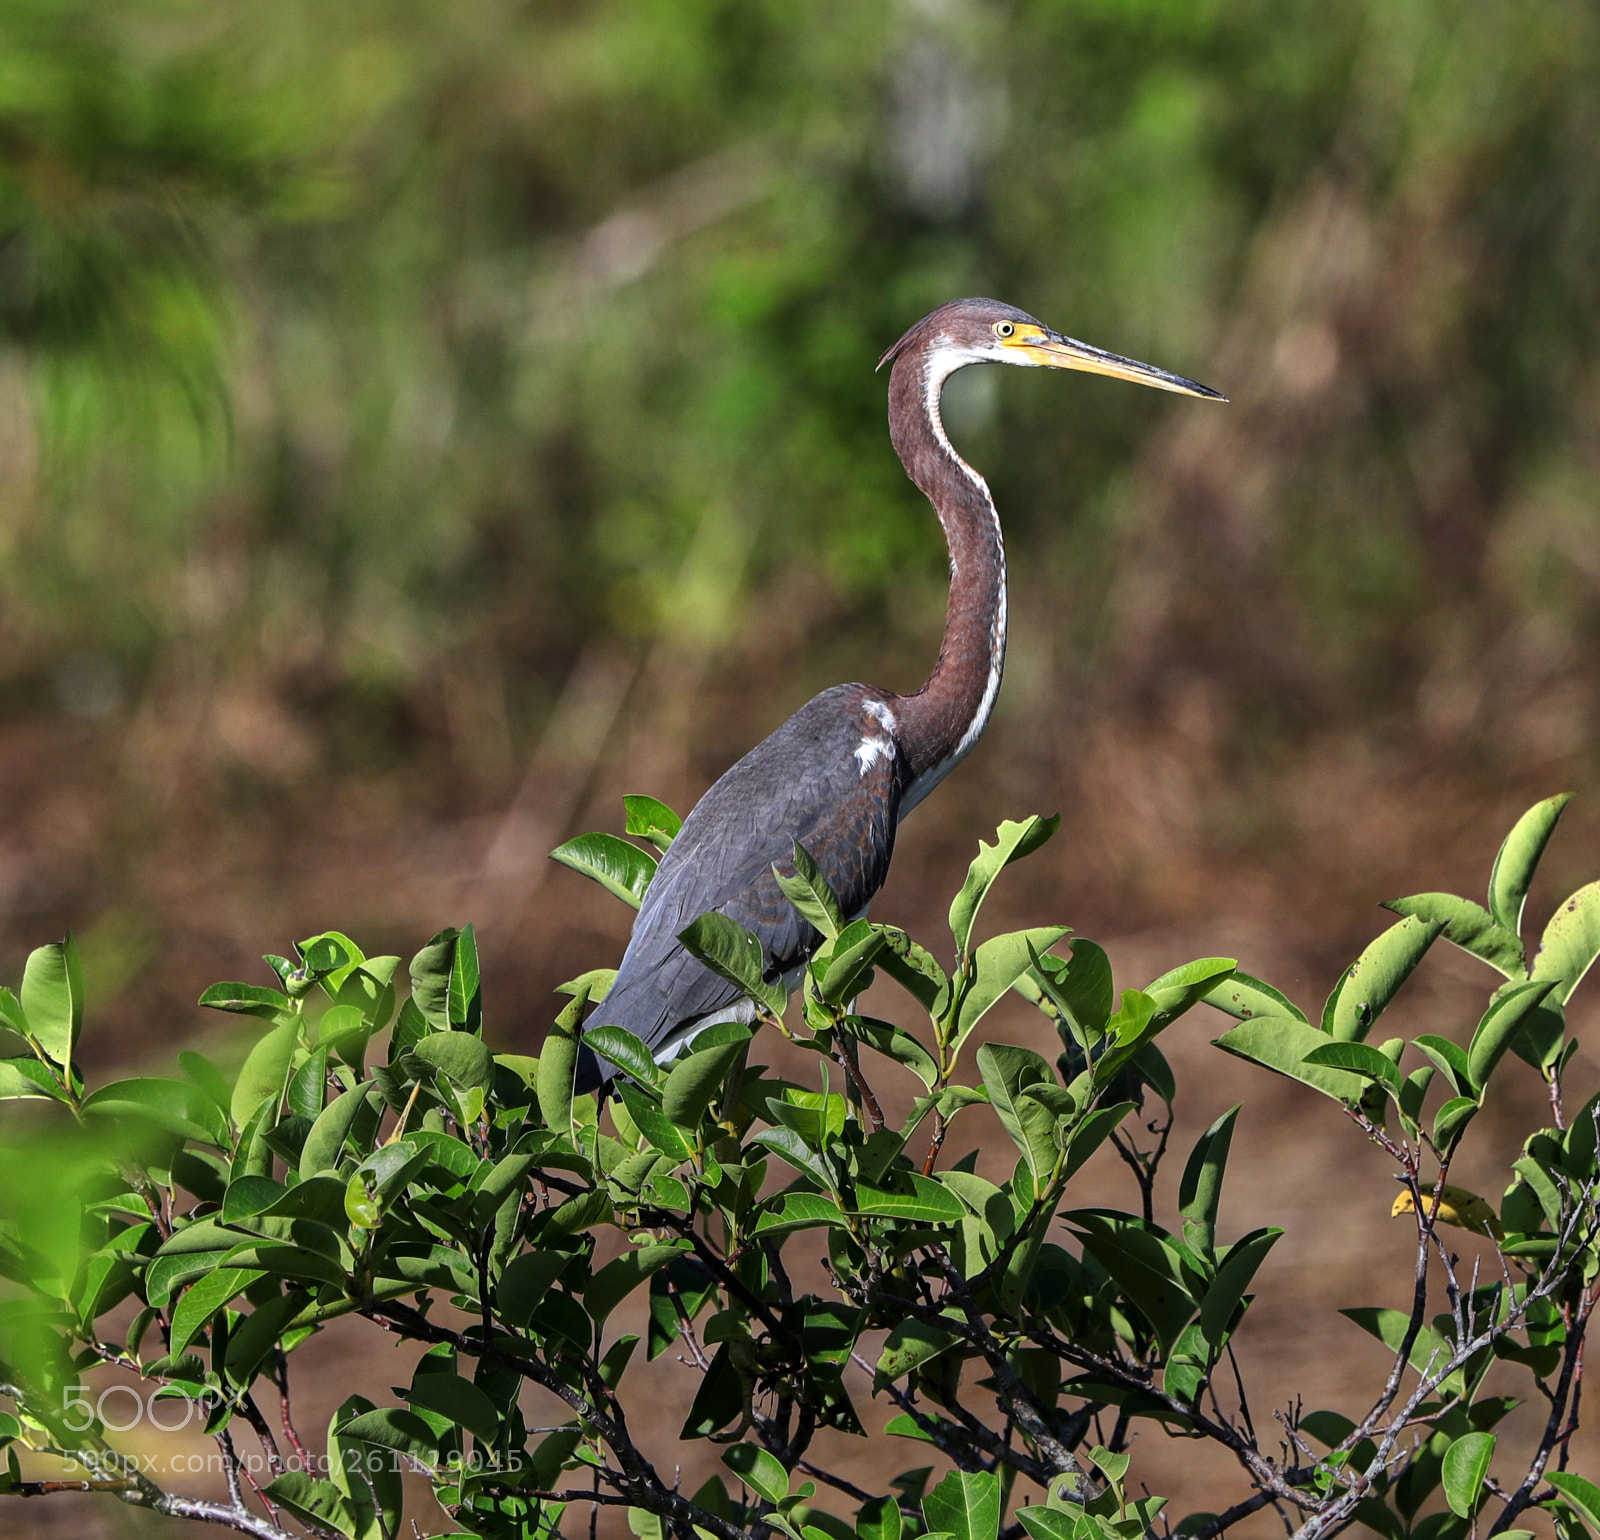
xmin=1015 ymin=332 xmax=1226 ymax=400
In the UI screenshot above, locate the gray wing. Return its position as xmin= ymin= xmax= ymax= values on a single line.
xmin=581 ymin=685 xmax=903 ymax=1078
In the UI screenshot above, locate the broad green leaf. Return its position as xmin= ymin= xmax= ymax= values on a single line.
xmin=0 ymin=1059 xmax=63 ymax=1102
xmin=1017 ymin=1510 xmax=1078 ymax=1540
xmin=537 ymin=988 xmax=589 ymax=1134
xmin=1488 ymin=793 xmax=1570 ymax=933
xmin=84 ymin=1076 xmax=228 ymax=1145
xmin=1027 ymin=937 xmax=1115 ymax=1038
xmin=857 ymin=1496 xmax=904 ymax=1540
xmin=750 ymin=1126 xmax=835 ymax=1189
xmin=407 ymin=1372 xmax=501 ymax=1445
xmin=222 ymin=1174 xmax=287 ymax=1224
xmin=300 ymin=1083 xmax=380 ymax=1178
xmin=851 ymin=1016 xmax=939 ymax=1089
xmin=1069 ymin=1213 xmax=1197 ymax=1352
xmin=1341 ymin=1307 xmax=1461 ymax=1393
xmin=198 ymin=981 xmax=293 ymax=1023
xmin=20 ymin=936 xmax=84 ymax=1067
xmin=923 ymin=1469 xmax=1001 ymax=1540
xmin=976 ymin=1042 xmax=1058 ymax=1190
xmin=1063 ymin=1101 xmax=1136 ymax=1180
xmin=948 ymin=816 xmax=1059 ymax=955
xmin=447 ymin=923 xmax=481 ymax=1032
xmin=584 ymin=1244 xmax=687 ymax=1327
xmin=413 ymin=1031 xmax=493 ymax=1092
xmin=409 ymin=929 xmax=461 ymax=1031
xmin=661 ymin=1029 xmax=749 ymax=1128
xmin=624 ymin=794 xmax=682 ymax=852
xmin=169 ymin=1267 xmax=264 ymax=1355
xmin=723 ymin=1442 xmax=790 ymax=1505
xmin=955 ymin=928 xmax=1071 ymax=1048
xmin=1214 ymin=1016 xmax=1367 ymax=1102
xmin=1302 ymin=1041 xmax=1404 ymax=1096
xmin=224 ymin=1289 xmax=311 ymax=1386
xmin=1323 ymin=917 xmax=1444 ymax=1042
xmin=1383 ymin=894 xmax=1524 ymax=978
xmin=774 ymin=840 xmax=843 ymax=940
xmin=751 ymin=1192 xmax=846 ymax=1237
xmin=262 ymin=1471 xmax=365 ymax=1539
xmin=1531 ymin=882 xmax=1600 ymax=1003
xmin=876 ymin=930 xmax=949 ymax=1015
xmin=496 ymin=1251 xmax=569 ymax=1326
xmin=1549 ymin=1473 xmax=1600 ymax=1536
xmin=1178 ymin=1105 xmax=1240 ymax=1262
xmin=1414 ymin=1034 xmax=1472 ymax=1097
xmin=551 ymin=832 xmax=658 ymax=911
xmin=1441 ymin=1431 xmax=1495 ymax=1517
xmin=1198 ymin=1227 xmax=1281 ymax=1347
xmin=1203 ymin=971 xmax=1308 ymax=1024
xmin=618 ymin=1080 xmax=696 ymax=1161
xmin=335 ymin=1407 xmax=439 ymax=1465
xmin=677 ymin=912 xmax=786 ymax=1015
xmin=854 ymin=1174 xmax=965 ymax=1223
xmin=578 ymin=1025 xmax=660 ymax=1091
xmin=1467 ymin=980 xmax=1555 ymax=1090
xmin=1433 ymin=1097 xmax=1478 ymax=1147
xmin=875 ymin=1320 xmax=954 ymax=1389
xmin=228 ymin=1018 xmax=297 ymax=1126
xmin=815 ymin=920 xmax=886 ymax=1004
xmin=1145 ymin=958 xmax=1237 ymax=1019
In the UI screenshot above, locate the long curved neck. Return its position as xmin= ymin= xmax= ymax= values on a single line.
xmin=886 ymin=343 xmax=1007 ymax=813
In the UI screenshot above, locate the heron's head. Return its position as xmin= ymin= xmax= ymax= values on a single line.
xmin=878 ymin=297 xmax=1225 ymax=401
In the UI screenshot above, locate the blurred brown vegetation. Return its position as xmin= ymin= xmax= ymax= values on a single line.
xmin=0 ymin=0 xmax=1598 ymax=1532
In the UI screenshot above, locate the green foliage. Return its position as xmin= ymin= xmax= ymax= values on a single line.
xmin=0 ymin=795 xmax=1595 ymax=1540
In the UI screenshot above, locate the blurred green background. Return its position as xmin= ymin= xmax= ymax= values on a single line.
xmin=0 ymin=0 xmax=1596 ymax=1048
xmin=3 ymin=1 xmax=1600 ymax=1532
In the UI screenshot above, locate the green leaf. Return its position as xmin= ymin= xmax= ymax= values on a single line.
xmin=538 ymin=987 xmax=590 ymax=1134
xmin=0 ymin=1059 xmax=64 ymax=1102
xmin=1145 ymin=958 xmax=1238 ymax=1019
xmin=581 ymin=1025 xmax=661 ymax=1090
xmin=923 ymin=1469 xmax=1001 ymax=1540
xmin=618 ymin=1080 xmax=696 ymax=1161
xmin=1549 ymin=1473 xmax=1600 ymax=1536
xmin=1441 ymin=1431 xmax=1495 ymax=1518
xmin=407 ymin=1373 xmax=501 ymax=1445
xmin=584 ymin=1244 xmax=687 ymax=1328
xmin=722 ymin=1442 xmax=790 ymax=1505
xmin=750 ymin=1126 xmax=835 ymax=1189
xmin=853 ymin=1174 xmax=965 ymax=1223
xmin=1214 ymin=1016 xmax=1368 ymax=1102
xmin=815 ymin=921 xmax=886 ymax=1004
xmin=198 ymin=981 xmax=293 ymax=1023
xmin=1322 ymin=917 xmax=1444 ymax=1041
xmin=1532 ymin=881 xmax=1600 ymax=1003
xmin=876 ymin=931 xmax=950 ymax=1015
xmin=682 ymin=1344 xmax=743 ymax=1439
xmin=1342 ymin=1307 xmax=1461 ymax=1393
xmin=1433 ymin=1097 xmax=1479 ymax=1147
xmin=409 ymin=929 xmax=461 ymax=1031
xmin=1467 ymin=980 xmax=1555 ymax=1090
xmin=1488 ymin=794 xmax=1571 ymax=933
xmin=976 ymin=1042 xmax=1059 ymax=1190
xmin=413 ymin=1032 xmax=493 ymax=1092
xmin=335 ymin=1407 xmax=439 ymax=1465
xmin=1178 ymin=1105 xmax=1240 ymax=1261
xmin=857 ymin=1496 xmax=904 ymax=1540
xmin=496 ymin=1251 xmax=569 ymax=1327
xmin=955 ymin=928 xmax=1071 ymax=1047
xmin=83 ymin=1077 xmax=227 ymax=1144
xmin=1302 ymin=1041 xmax=1404 ymax=1097
xmin=677 ymin=912 xmax=786 ymax=1015
xmin=1199 ymin=1228 xmax=1281 ymax=1347
xmin=1383 ymin=894 xmax=1525 ymax=978
xmin=624 ymin=794 xmax=682 ymax=852
xmin=1413 ymin=1035 xmax=1473 ymax=1097
xmin=850 ymin=1016 xmax=938 ymax=1089
xmin=230 ymin=1020 xmax=299 ymax=1130
xmin=661 ymin=1029 xmax=749 ymax=1128
xmin=774 ymin=840 xmax=844 ymax=940
xmin=222 ymin=1174 xmax=287 ymax=1224
xmin=551 ymin=832 xmax=658 ymax=911
xmin=1202 ymin=971 xmax=1308 ymax=1024
xmin=1016 ymin=1510 xmax=1078 ymax=1540
xmin=170 ymin=1267 xmax=264 ymax=1355
xmin=21 ymin=936 xmax=84 ymax=1067
xmin=949 ymin=816 xmax=1059 ymax=956
xmin=300 ymin=1083 xmax=380 ymax=1178
xmin=875 ymin=1320 xmax=954 ymax=1389
xmin=1069 ymin=1212 xmax=1197 ymax=1352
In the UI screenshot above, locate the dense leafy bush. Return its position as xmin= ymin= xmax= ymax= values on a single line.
xmin=0 ymin=796 xmax=1596 ymax=1540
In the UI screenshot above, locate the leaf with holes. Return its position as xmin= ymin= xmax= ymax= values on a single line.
xmin=949 ymin=816 xmax=1059 ymax=956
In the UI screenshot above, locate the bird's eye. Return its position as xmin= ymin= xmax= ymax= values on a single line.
xmin=993 ymin=321 xmax=1015 ymax=338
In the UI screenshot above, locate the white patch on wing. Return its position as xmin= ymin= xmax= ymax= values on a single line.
xmin=854 ymin=734 xmax=894 ymax=775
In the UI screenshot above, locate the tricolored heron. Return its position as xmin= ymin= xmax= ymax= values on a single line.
xmin=574 ymin=297 xmax=1223 ymax=1091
